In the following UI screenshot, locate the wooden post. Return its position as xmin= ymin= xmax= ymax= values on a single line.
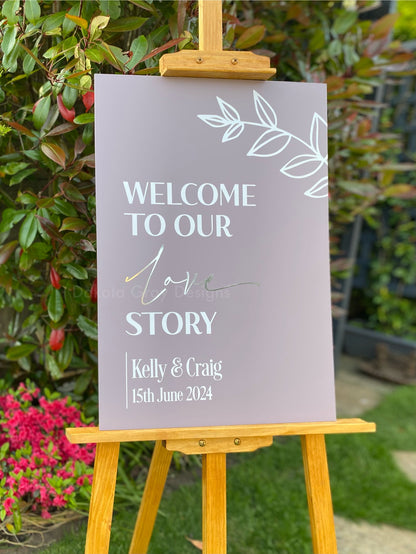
xmin=85 ymin=442 xmax=120 ymax=554
xmin=301 ymin=434 xmax=338 ymax=554
xmin=129 ymin=441 xmax=173 ymax=554
xmin=199 ymin=0 xmax=223 ymax=51
xmin=202 ymin=453 xmax=227 ymax=554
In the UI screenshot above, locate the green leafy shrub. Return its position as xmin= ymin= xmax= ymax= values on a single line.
xmin=0 ymin=0 xmax=183 ymax=408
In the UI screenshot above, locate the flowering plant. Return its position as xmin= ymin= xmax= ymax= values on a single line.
xmin=0 ymin=380 xmax=95 ymax=545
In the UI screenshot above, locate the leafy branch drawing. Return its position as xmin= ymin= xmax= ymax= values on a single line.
xmin=197 ymin=91 xmax=328 ymax=199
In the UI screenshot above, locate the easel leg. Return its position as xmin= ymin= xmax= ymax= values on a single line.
xmin=301 ymin=434 xmax=337 ymax=554
xmin=202 ymin=453 xmax=227 ymax=554
xmin=129 ymin=440 xmax=173 ymax=554
xmin=85 ymin=442 xmax=120 ymax=554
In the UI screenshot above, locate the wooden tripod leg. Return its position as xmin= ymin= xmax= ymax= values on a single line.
xmin=129 ymin=440 xmax=173 ymax=554
xmin=301 ymin=434 xmax=337 ymax=554
xmin=85 ymin=441 xmax=120 ymax=554
xmin=202 ymin=453 xmax=227 ymax=554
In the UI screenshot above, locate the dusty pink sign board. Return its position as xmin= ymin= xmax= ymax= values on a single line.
xmin=94 ymin=75 xmax=336 ymax=431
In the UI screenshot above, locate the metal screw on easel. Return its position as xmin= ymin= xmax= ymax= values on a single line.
xmin=199 ymin=439 xmax=206 ymax=447
xmin=234 ymin=438 xmax=241 ymax=446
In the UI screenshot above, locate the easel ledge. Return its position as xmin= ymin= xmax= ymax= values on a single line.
xmin=67 ymin=418 xmax=375 ymax=445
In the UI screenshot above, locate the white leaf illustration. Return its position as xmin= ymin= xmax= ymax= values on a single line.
xmin=222 ymin=122 xmax=245 ymax=143
xmin=216 ymin=97 xmax=240 ymax=122
xmin=309 ymin=112 xmax=327 ymax=156
xmin=197 ymin=114 xmax=229 ymax=128
xmin=253 ymin=90 xmax=277 ymax=128
xmin=281 ymin=154 xmax=325 ymax=179
xmin=304 ymin=176 xmax=328 ymax=198
xmin=247 ymin=129 xmax=291 ymax=157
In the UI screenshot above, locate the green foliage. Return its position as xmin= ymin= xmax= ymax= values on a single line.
xmin=0 ymin=0 xmax=182 ymax=407
xmin=395 ymin=0 xmax=416 ymax=41
xmin=358 ymin=199 xmax=416 ymax=339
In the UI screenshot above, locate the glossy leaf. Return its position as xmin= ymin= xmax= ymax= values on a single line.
xmin=73 ymin=113 xmax=94 ymax=125
xmin=332 ymin=11 xmax=357 ymax=35
xmin=46 ymin=353 xmax=63 ymax=378
xmin=42 ymin=11 xmax=65 ymax=32
xmin=99 ymin=0 xmax=121 ymax=19
xmin=370 ymin=13 xmax=399 ymax=39
xmin=9 ymin=168 xmax=37 ymax=185
xmin=90 ymin=14 xmax=110 ymax=41
xmin=6 ymin=343 xmax=37 ymax=361
xmin=19 ymin=212 xmax=37 ymax=249
xmin=65 ymin=263 xmax=88 ymax=280
xmin=2 ymin=0 xmax=20 ymax=25
xmin=1 ymin=26 xmax=17 ymax=55
xmin=85 ymin=47 xmax=105 ymax=63
xmin=60 ymin=217 xmax=88 ymax=231
xmin=33 ymin=96 xmax=51 ymax=130
xmin=77 ymin=314 xmax=98 ymax=340
xmin=24 ymin=0 xmax=41 ymax=23
xmin=0 ymin=240 xmax=18 ymax=265
xmin=65 ymin=13 xmax=88 ymax=30
xmin=60 ymin=182 xmax=85 ymax=202
xmin=41 ymin=142 xmax=66 ymax=168
xmin=106 ymin=17 xmax=147 ymax=33
xmin=36 ymin=215 xmax=63 ymax=242
xmin=235 ymin=25 xmax=265 ymax=50
xmin=47 ymin=288 xmax=64 ymax=322
xmin=126 ymin=35 xmax=147 ymax=71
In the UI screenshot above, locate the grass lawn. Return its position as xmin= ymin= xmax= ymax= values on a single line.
xmin=39 ymin=386 xmax=416 ymax=554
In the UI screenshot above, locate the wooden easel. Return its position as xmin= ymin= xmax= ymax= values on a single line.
xmin=67 ymin=3 xmax=376 ymax=552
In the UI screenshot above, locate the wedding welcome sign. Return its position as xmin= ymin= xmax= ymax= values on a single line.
xmin=94 ymin=75 xmax=336 ymax=430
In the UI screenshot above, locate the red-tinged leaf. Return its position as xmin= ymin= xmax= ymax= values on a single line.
xmin=41 ymin=142 xmax=66 ymax=168
xmin=50 ymin=266 xmax=61 ymax=289
xmin=82 ymin=90 xmax=94 ymax=112
xmin=141 ymin=37 xmax=184 ymax=62
xmin=186 ymin=538 xmax=203 ymax=551
xmin=370 ymin=13 xmax=399 ymax=39
xmin=5 ymin=120 xmax=35 ymax=137
xmin=325 ymin=76 xmax=344 ymax=93
xmin=90 ymin=278 xmax=97 ymax=303
xmin=80 ymin=153 xmax=95 ymax=168
xmin=74 ymin=136 xmax=86 ymax=158
xmin=235 ymin=25 xmax=266 ymax=50
xmin=57 ymin=94 xmax=76 ymax=122
xmin=65 ymin=13 xmax=88 ymax=29
xmin=36 ymin=215 xmax=63 ymax=242
xmin=78 ymin=239 xmax=95 ymax=252
xmin=47 ymin=122 xmax=77 ymax=137
xmin=49 ymin=327 xmax=65 ymax=351
xmin=60 ymin=217 xmax=88 ymax=231
xmin=0 ymin=240 xmax=18 ymax=265
xmin=60 ymin=182 xmax=85 ymax=202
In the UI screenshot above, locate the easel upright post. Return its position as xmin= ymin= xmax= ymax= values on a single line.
xmin=199 ymin=0 xmax=223 ymax=51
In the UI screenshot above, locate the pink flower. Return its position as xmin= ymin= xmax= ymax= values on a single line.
xmin=3 ymin=497 xmax=15 ymax=516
